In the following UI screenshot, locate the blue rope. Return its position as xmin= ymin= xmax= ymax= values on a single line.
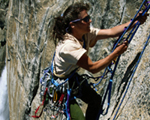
xmin=101 ymin=56 xmax=121 ymax=115
xmin=113 ymin=33 xmax=150 ymax=120
xmin=112 ymin=0 xmax=148 ymax=51
xmin=91 ymin=0 xmax=148 ymax=88
xmin=128 ymin=22 xmax=140 ymax=43
xmin=95 ymin=0 xmax=150 ymax=118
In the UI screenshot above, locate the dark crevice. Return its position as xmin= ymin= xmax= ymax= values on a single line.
xmin=0 ymin=21 xmax=5 ymax=29
xmin=1 ymin=39 xmax=6 ymax=46
xmin=111 ymin=52 xmax=141 ymax=115
xmin=117 ymin=4 xmax=126 ymax=25
xmin=100 ymin=0 xmax=111 ymax=29
xmin=24 ymin=58 xmax=41 ymax=119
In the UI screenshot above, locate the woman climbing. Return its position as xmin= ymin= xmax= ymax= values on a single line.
xmin=52 ymin=2 xmax=148 ymax=120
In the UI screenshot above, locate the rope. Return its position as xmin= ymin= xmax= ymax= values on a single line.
xmin=113 ymin=33 xmax=150 ymax=120
xmin=112 ymin=0 xmax=149 ymax=51
xmin=95 ymin=0 xmax=150 ymax=118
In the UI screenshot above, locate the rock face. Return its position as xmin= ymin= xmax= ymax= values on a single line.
xmin=0 ymin=0 xmax=8 ymax=74
xmin=6 ymin=0 xmax=150 ymax=120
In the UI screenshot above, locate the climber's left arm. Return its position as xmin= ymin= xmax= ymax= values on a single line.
xmin=90 ymin=13 xmax=149 ymax=47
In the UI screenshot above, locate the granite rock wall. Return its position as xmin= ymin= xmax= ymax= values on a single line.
xmin=6 ymin=0 xmax=150 ymax=120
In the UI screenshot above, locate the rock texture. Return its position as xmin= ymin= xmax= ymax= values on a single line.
xmin=6 ymin=0 xmax=150 ymax=120
xmin=0 ymin=0 xmax=8 ymax=74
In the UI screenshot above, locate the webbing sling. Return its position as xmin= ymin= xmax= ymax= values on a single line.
xmin=30 ymin=88 xmax=48 ymax=118
xmin=95 ymin=0 xmax=150 ymax=119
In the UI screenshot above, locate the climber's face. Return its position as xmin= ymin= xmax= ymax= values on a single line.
xmin=70 ymin=10 xmax=92 ymax=34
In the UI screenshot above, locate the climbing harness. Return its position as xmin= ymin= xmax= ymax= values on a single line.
xmin=31 ymin=37 xmax=87 ymax=120
xmin=31 ymin=52 xmax=77 ymax=120
xmin=94 ymin=0 xmax=150 ymax=119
